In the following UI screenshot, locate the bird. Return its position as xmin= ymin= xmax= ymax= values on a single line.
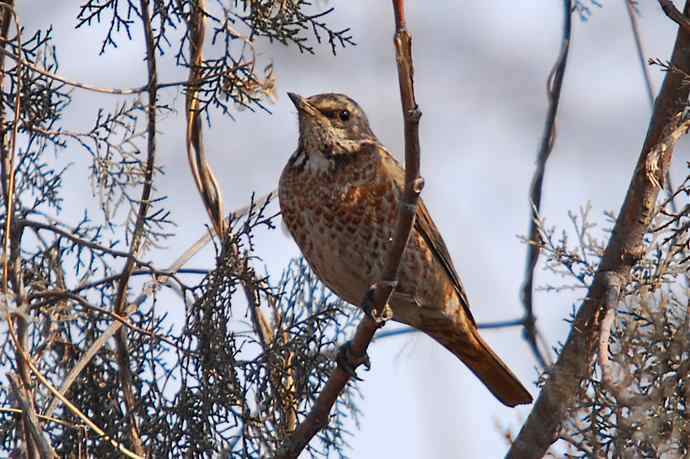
xmin=278 ymin=92 xmax=533 ymax=407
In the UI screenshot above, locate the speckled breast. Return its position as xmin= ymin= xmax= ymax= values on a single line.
xmin=279 ymin=148 xmax=453 ymax=318
xmin=279 ymin=150 xmax=401 ymax=306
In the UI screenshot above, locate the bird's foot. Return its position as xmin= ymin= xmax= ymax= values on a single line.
xmin=361 ymin=282 xmax=396 ymax=325
xmin=336 ymin=341 xmax=371 ymax=381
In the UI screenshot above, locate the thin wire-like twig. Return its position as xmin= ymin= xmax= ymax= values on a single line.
xmin=519 ymin=0 xmax=572 ymax=369
xmin=109 ymin=0 xmax=159 ymax=454
xmin=33 ymin=290 xmax=185 ymax=351
xmin=275 ymin=1 xmax=423 ymax=456
xmin=19 ymin=219 xmax=153 ymax=268
xmin=0 ymin=407 xmax=86 ymax=430
xmin=167 ymin=190 xmax=275 ymax=274
xmin=0 ymin=43 xmax=215 ymax=96
xmin=0 ymin=4 xmax=40 ymax=456
xmin=626 ymin=1 xmax=656 ymax=106
xmin=374 ymin=318 xmax=526 ymax=341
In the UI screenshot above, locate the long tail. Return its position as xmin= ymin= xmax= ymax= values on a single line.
xmin=428 ymin=325 xmax=533 ymax=407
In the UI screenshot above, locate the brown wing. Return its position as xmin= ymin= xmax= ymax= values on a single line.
xmin=377 ymin=146 xmax=476 ymax=325
xmin=414 ymin=200 xmax=476 ymax=325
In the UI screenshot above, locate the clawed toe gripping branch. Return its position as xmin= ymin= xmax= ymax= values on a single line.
xmin=336 ymin=341 xmax=371 ymax=381
xmin=361 ymin=281 xmax=396 ymax=323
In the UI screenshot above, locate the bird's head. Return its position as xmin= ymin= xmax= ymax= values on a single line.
xmin=288 ymin=92 xmax=377 ymax=162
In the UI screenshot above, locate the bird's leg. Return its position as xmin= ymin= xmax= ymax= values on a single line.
xmin=361 ymin=281 xmax=396 ymax=324
xmin=336 ymin=341 xmax=370 ymax=381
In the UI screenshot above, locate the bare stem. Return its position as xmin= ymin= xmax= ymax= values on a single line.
xmin=274 ymin=1 xmax=423 ymax=456
xmin=520 ymin=0 xmax=572 ymax=369
xmin=0 ymin=4 xmax=38 ymax=457
xmin=110 ymin=0 xmax=159 ymax=454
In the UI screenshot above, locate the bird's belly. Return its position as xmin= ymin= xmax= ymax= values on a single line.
xmin=280 ymin=181 xmax=396 ymax=305
xmin=299 ymin=206 xmax=389 ymax=306
xmin=283 ymin=201 xmax=452 ymax=319
xmin=279 ymin=165 xmax=455 ymax=320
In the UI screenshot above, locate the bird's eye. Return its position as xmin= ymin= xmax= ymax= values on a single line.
xmin=338 ymin=110 xmax=350 ymax=122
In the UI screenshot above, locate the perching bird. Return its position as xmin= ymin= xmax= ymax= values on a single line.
xmin=278 ymin=92 xmax=532 ymax=407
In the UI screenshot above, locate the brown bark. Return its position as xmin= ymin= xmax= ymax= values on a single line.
xmin=506 ymin=3 xmax=690 ymax=457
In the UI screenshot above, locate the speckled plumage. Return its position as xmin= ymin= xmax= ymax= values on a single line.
xmin=279 ymin=93 xmax=532 ymax=407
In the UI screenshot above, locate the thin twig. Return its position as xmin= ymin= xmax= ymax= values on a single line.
xmin=274 ymin=1 xmax=423 ymax=456
xmin=597 ymin=274 xmax=644 ymax=405
xmin=626 ymin=1 xmax=656 ymax=106
xmin=5 ymin=320 xmax=143 ymax=459
xmin=0 ymin=42 xmax=215 ymax=96
xmin=33 ymin=290 xmax=185 ymax=351
xmin=167 ymin=191 xmax=275 ymax=274
xmin=0 ymin=4 xmax=38 ymax=457
xmin=39 ymin=193 xmax=268 ymax=420
xmin=18 ymin=219 xmax=153 ymax=268
xmin=0 ymin=407 xmax=86 ymax=430
xmin=506 ymin=4 xmax=690 ymax=455
xmin=519 ymin=0 xmax=572 ymax=369
xmin=109 ymin=0 xmax=159 ymax=454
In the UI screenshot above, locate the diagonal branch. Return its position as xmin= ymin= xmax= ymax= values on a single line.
xmin=520 ymin=0 xmax=572 ymax=368
xmin=8 ymin=374 xmax=57 ymax=458
xmin=274 ymin=1 xmax=423 ymax=457
xmin=506 ymin=4 xmax=690 ymax=456
xmin=626 ymin=1 xmax=656 ymax=107
xmin=660 ymin=0 xmax=690 ymax=33
xmin=0 ymin=42 xmax=221 ymax=96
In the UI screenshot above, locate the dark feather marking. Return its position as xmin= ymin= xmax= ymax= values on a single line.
xmin=288 ymin=148 xmax=308 ymax=170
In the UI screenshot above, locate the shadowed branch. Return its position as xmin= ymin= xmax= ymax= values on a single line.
xmin=110 ymin=0 xmax=159 ymax=454
xmin=519 ymin=0 xmax=572 ymax=368
xmin=507 ymin=3 xmax=690 ymax=456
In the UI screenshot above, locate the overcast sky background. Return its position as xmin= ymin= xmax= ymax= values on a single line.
xmin=19 ymin=1 xmax=688 ymax=457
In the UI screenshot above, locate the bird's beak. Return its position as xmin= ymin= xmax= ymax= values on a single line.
xmin=287 ymin=92 xmax=319 ymax=117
